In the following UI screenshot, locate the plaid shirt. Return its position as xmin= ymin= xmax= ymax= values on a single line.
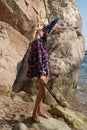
xmin=27 ymin=18 xmax=59 ymax=78
xmin=27 ymin=37 xmax=49 ymax=78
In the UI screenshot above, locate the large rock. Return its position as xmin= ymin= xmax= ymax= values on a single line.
xmin=13 ymin=28 xmax=85 ymax=99
xmin=44 ymin=0 xmax=85 ymax=97
xmin=45 ymin=0 xmax=82 ymax=30
xmin=12 ymin=123 xmax=28 ymax=130
xmin=0 ymin=1 xmax=86 ymax=130
xmin=46 ymin=28 xmax=85 ymax=96
xmin=0 ymin=22 xmax=28 ymax=94
xmin=0 ymin=0 xmax=48 ymax=40
xmin=25 ymin=116 xmax=71 ymax=130
xmin=49 ymin=105 xmax=87 ymax=130
xmin=0 ymin=0 xmax=47 ymax=94
xmin=12 ymin=0 xmax=85 ymax=99
xmin=0 ymin=0 xmax=85 ymax=98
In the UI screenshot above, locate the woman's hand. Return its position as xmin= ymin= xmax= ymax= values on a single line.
xmin=40 ymin=75 xmax=46 ymax=84
xmin=37 ymin=75 xmax=48 ymax=87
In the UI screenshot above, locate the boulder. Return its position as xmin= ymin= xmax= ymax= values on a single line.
xmin=26 ymin=116 xmax=71 ymax=130
xmin=0 ymin=22 xmax=28 ymax=94
xmin=0 ymin=0 xmax=48 ymax=40
xmin=49 ymin=105 xmax=87 ymax=130
xmin=45 ymin=0 xmax=82 ymax=30
xmin=12 ymin=123 xmax=28 ymax=130
xmin=12 ymin=0 xmax=85 ymax=100
xmin=0 ymin=0 xmax=48 ymax=94
xmin=0 ymin=0 xmax=85 ymax=100
xmin=46 ymin=28 xmax=85 ymax=96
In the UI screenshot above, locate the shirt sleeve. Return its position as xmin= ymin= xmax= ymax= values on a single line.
xmin=37 ymin=40 xmax=46 ymax=75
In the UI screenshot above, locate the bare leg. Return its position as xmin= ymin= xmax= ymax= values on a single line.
xmin=37 ymin=76 xmax=49 ymax=119
xmin=32 ymin=75 xmax=49 ymax=122
xmin=32 ymin=85 xmax=43 ymax=122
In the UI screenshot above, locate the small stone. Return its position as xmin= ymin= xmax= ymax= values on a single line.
xmin=12 ymin=123 xmax=28 ymax=130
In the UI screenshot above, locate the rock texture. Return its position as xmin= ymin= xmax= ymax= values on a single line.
xmin=0 ymin=0 xmax=47 ymax=93
xmin=0 ymin=0 xmax=47 ymax=39
xmin=25 ymin=116 xmax=71 ymax=130
xmin=11 ymin=0 xmax=85 ymax=98
xmin=0 ymin=0 xmax=87 ymax=130
xmin=49 ymin=105 xmax=87 ymax=130
xmin=0 ymin=2 xmax=86 ymax=130
xmin=45 ymin=0 xmax=82 ymax=30
xmin=42 ymin=0 xmax=85 ymax=96
xmin=0 ymin=93 xmax=87 ymax=130
xmin=0 ymin=22 xmax=28 ymax=93
xmin=12 ymin=123 xmax=28 ymax=130
xmin=47 ymin=27 xmax=84 ymax=96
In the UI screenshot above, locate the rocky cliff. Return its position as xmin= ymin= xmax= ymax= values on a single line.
xmin=0 ymin=0 xmax=85 ymax=96
xmin=0 ymin=0 xmax=87 ymax=130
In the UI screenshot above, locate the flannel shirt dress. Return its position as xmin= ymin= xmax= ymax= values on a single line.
xmin=27 ymin=37 xmax=49 ymax=78
xmin=27 ymin=18 xmax=59 ymax=78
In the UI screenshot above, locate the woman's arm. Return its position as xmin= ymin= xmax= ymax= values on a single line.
xmin=37 ymin=40 xmax=47 ymax=75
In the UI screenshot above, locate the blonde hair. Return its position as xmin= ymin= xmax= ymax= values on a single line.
xmin=28 ymin=24 xmax=43 ymax=48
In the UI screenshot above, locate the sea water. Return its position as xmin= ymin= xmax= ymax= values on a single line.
xmin=78 ymin=52 xmax=87 ymax=88
xmin=77 ymin=52 xmax=87 ymax=105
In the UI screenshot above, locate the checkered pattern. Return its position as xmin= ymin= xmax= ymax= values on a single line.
xmin=27 ymin=38 xmax=49 ymax=78
xmin=27 ymin=18 xmax=59 ymax=78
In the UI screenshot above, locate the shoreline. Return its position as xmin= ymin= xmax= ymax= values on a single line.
xmin=67 ymin=86 xmax=87 ymax=117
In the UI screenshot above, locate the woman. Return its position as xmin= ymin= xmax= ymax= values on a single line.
xmin=27 ymin=18 xmax=59 ymax=122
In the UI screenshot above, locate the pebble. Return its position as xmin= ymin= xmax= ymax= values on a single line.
xmin=12 ymin=123 xmax=28 ymax=130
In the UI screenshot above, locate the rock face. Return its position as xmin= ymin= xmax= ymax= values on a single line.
xmin=0 ymin=0 xmax=47 ymax=39
xmin=0 ymin=0 xmax=47 ymax=93
xmin=47 ymin=28 xmax=84 ymax=96
xmin=45 ymin=0 xmax=82 ymax=30
xmin=0 ymin=0 xmax=85 ymax=98
xmin=0 ymin=22 xmax=28 ymax=93
xmin=41 ymin=0 xmax=85 ymax=96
